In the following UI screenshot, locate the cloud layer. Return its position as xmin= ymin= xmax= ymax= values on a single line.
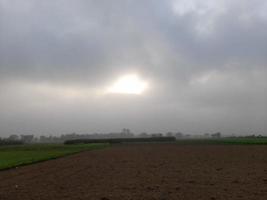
xmin=0 ymin=0 xmax=266 ymax=136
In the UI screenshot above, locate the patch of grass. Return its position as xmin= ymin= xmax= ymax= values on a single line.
xmin=0 ymin=143 xmax=109 ymax=170
xmin=176 ymin=138 xmax=267 ymax=145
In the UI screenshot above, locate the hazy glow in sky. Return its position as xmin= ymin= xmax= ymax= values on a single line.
xmin=0 ymin=0 xmax=266 ymax=136
xmin=107 ymin=74 xmax=148 ymax=95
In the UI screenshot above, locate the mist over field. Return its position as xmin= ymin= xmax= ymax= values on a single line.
xmin=0 ymin=0 xmax=266 ymax=136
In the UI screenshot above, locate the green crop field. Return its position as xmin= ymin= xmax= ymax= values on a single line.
xmin=176 ymin=137 xmax=267 ymax=145
xmin=0 ymin=143 xmax=109 ymax=170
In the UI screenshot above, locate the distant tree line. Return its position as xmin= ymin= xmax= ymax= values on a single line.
xmin=65 ymin=136 xmax=176 ymax=145
xmin=3 ymin=129 xmax=264 ymax=145
xmin=0 ymin=137 xmax=24 ymax=145
xmin=1 ymin=130 xmax=185 ymax=144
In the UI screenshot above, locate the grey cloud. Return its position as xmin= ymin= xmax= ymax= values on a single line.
xmin=0 ymin=0 xmax=266 ymax=136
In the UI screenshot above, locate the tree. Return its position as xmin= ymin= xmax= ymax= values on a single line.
xmin=8 ymin=134 xmax=19 ymax=141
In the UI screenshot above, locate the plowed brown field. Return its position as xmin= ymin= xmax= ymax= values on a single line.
xmin=1 ymin=144 xmax=267 ymax=200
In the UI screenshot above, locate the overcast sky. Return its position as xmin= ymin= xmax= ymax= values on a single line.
xmin=0 ymin=0 xmax=266 ymax=136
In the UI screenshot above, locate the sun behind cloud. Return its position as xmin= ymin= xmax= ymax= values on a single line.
xmin=106 ymin=74 xmax=148 ymax=95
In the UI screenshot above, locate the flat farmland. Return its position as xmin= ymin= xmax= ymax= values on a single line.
xmin=0 ymin=144 xmax=109 ymax=170
xmin=0 ymin=144 xmax=267 ymax=200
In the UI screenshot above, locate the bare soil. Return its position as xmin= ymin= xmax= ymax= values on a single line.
xmin=1 ymin=144 xmax=267 ymax=200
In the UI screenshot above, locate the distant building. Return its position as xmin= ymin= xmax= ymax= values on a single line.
xmin=166 ymin=132 xmax=173 ymax=137
xmin=211 ymin=132 xmax=221 ymax=138
xmin=20 ymin=135 xmax=34 ymax=143
xmin=121 ymin=128 xmax=134 ymax=138
xmin=175 ymin=132 xmax=183 ymax=139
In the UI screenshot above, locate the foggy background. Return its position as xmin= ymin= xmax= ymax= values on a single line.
xmin=0 ymin=0 xmax=266 ymax=136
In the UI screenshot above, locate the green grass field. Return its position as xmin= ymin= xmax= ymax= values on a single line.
xmin=0 ymin=143 xmax=109 ymax=170
xmin=176 ymin=137 xmax=267 ymax=145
